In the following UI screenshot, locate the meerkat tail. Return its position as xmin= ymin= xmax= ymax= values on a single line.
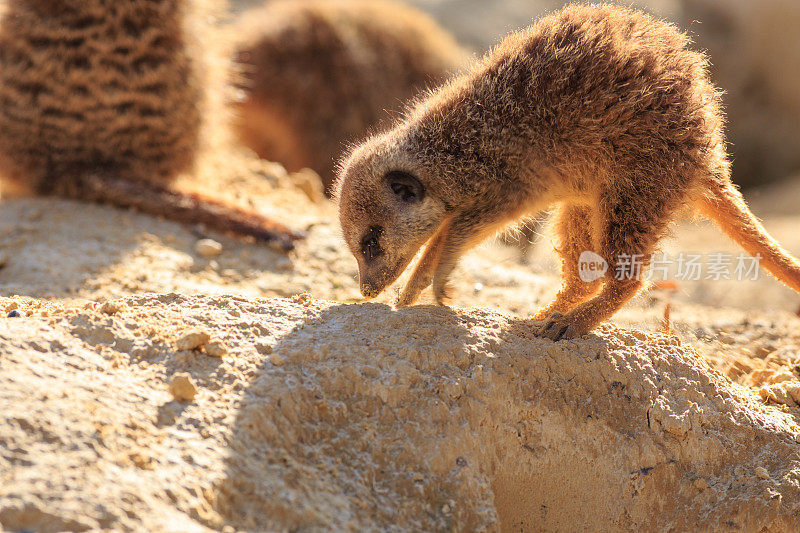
xmin=695 ymin=178 xmax=800 ymax=293
xmin=74 ymin=174 xmax=303 ymax=252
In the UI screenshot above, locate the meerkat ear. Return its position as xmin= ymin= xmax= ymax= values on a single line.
xmin=386 ymin=171 xmax=425 ymax=203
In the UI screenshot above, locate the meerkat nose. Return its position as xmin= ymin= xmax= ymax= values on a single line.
xmin=360 ymin=283 xmax=378 ymax=298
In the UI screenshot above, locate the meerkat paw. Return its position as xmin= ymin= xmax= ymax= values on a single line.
xmin=534 ymin=312 xmax=590 ymax=341
xmin=397 ymin=285 xmax=421 ymax=307
xmin=432 ymin=279 xmax=453 ymax=306
xmin=398 ymin=277 xmax=429 ymax=306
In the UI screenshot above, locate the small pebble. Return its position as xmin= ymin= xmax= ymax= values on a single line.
xmin=176 ymin=330 xmax=210 ymax=351
xmin=169 ymin=373 xmax=198 ymax=402
xmin=755 ymin=467 xmax=770 ymax=480
xmin=99 ymin=300 xmax=124 ymax=315
xmin=195 ymin=238 xmax=223 ymax=259
xmin=694 ymin=478 xmax=707 ymax=491
xmin=205 ymin=340 xmax=228 ymax=358
xmin=0 ymin=251 xmax=7 ymax=269
xmin=7 ymin=309 xmax=21 ymax=318
xmin=255 ymin=339 xmax=273 ymax=355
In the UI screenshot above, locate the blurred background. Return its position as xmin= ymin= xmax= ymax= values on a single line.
xmin=231 ymin=0 xmax=800 ymax=190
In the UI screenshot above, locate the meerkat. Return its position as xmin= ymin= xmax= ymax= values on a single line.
xmin=335 ymin=3 xmax=800 ymax=341
xmin=231 ymin=0 xmax=470 ymax=193
xmin=0 ymin=0 xmax=301 ymax=251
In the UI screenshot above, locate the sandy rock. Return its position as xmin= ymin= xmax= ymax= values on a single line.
xmin=194 ymin=239 xmax=223 ymax=259
xmin=169 ymin=373 xmax=198 ymax=402
xmin=176 ymin=330 xmax=211 ymax=351
xmin=2 ymin=295 xmax=800 ymax=531
xmin=205 ymin=340 xmax=228 ymax=358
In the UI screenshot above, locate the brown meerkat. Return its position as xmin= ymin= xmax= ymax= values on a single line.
xmin=0 ymin=0 xmax=302 ymax=250
xmin=335 ymin=3 xmax=800 ymax=341
xmin=231 ymin=0 xmax=470 ymax=193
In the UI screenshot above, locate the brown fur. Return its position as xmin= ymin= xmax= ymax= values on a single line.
xmin=232 ymin=0 xmax=469 ymax=193
xmin=336 ymin=3 xmax=800 ymax=340
xmin=0 ymin=0 xmax=300 ymax=250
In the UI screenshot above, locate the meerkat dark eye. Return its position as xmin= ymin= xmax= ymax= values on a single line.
xmin=360 ymin=225 xmax=383 ymax=261
xmin=386 ymin=171 xmax=424 ymax=203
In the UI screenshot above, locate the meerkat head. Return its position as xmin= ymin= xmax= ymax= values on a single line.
xmin=335 ymin=133 xmax=449 ymax=298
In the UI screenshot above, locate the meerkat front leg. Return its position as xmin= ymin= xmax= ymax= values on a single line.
xmin=428 ymin=202 xmax=524 ymax=304
xmin=536 ymin=186 xmax=680 ymax=340
xmin=398 ymin=218 xmax=452 ymax=306
xmin=533 ymin=204 xmax=602 ymax=319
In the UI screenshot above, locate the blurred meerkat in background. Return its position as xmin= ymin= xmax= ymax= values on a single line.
xmin=231 ymin=0 xmax=470 ymax=194
xmin=0 ymin=0 xmax=302 ymax=250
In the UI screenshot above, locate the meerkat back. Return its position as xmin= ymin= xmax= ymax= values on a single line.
xmin=231 ymin=0 xmax=470 ymax=193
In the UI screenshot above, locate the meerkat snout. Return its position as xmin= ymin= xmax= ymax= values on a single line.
xmin=337 ymin=151 xmax=448 ymax=298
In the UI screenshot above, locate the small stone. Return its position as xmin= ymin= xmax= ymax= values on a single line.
xmin=473 ymin=282 xmax=484 ymax=293
xmin=0 ymin=251 xmax=7 ymax=269
xmin=99 ymin=300 xmax=124 ymax=315
xmin=205 ymin=340 xmax=228 ymax=358
xmin=176 ymin=330 xmax=210 ymax=351
xmin=255 ymin=339 xmax=273 ymax=354
xmin=694 ymin=478 xmax=708 ymax=491
xmin=195 ymin=238 xmax=223 ymax=259
xmin=7 ymin=309 xmax=20 ymax=318
xmin=169 ymin=373 xmax=198 ymax=402
xmin=755 ymin=467 xmax=770 ymax=480
xmin=7 ymin=301 xmax=19 ymax=311
xmin=293 ymin=292 xmax=312 ymax=306
xmin=755 ymin=344 xmax=777 ymax=359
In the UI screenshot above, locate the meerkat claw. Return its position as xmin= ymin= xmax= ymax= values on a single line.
xmin=536 ymin=313 xmax=581 ymax=341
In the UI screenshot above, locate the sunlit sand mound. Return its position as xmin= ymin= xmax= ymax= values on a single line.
xmin=2 ymin=295 xmax=800 ymax=531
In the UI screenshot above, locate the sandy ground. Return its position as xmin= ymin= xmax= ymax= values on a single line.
xmin=3 ymin=144 xmax=800 ymax=529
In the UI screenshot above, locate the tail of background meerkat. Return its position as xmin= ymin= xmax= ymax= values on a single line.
xmin=70 ymin=174 xmax=302 ymax=252
xmin=694 ymin=176 xmax=800 ymax=294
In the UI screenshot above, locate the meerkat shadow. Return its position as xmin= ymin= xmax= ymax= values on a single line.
xmin=0 ymin=197 xmax=294 ymax=299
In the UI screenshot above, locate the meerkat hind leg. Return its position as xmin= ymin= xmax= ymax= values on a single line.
xmin=533 ymin=204 xmax=601 ymax=320
xmin=536 ymin=187 xmax=678 ymax=341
